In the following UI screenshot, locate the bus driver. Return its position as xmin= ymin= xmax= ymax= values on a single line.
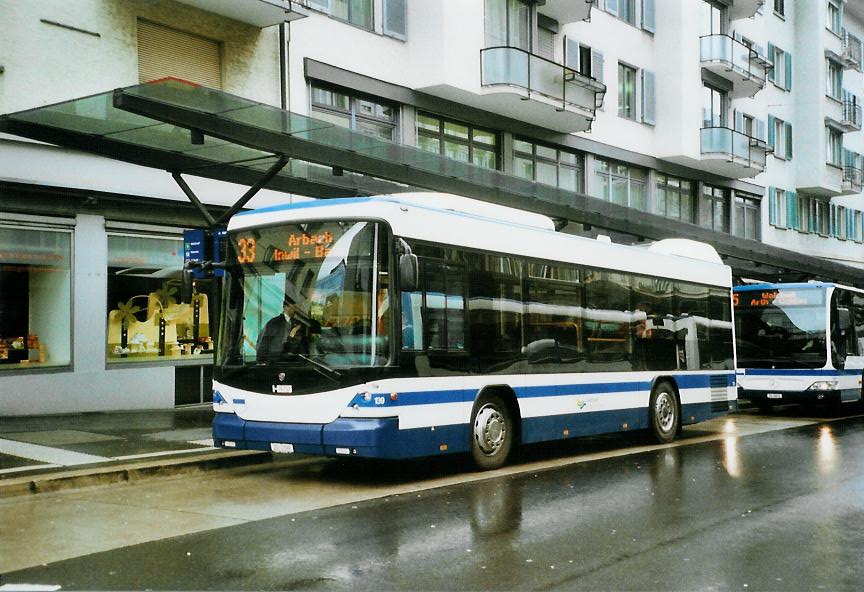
xmin=256 ymin=296 xmax=319 ymax=362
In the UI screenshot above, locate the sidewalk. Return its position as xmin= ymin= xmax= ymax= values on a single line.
xmin=0 ymin=405 xmax=268 ymax=496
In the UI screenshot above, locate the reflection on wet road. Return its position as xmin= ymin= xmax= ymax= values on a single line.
xmin=4 ymin=408 xmax=863 ymax=590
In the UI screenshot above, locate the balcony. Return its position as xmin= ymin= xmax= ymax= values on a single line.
xmin=172 ymin=0 xmax=308 ymax=27
xmin=478 ymin=46 xmax=606 ymax=133
xmin=700 ymin=127 xmax=767 ymax=178
xmin=700 ymin=35 xmax=769 ymax=98
xmin=841 ymin=165 xmax=863 ymax=195
xmin=825 ymin=98 xmax=862 ymax=133
xmin=729 ymin=0 xmax=764 ymax=21
xmin=839 ymin=31 xmax=863 ymax=70
xmin=537 ymin=0 xmax=594 ymax=24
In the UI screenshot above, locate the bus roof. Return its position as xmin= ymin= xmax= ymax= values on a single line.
xmin=734 ymin=282 xmax=862 ymax=293
xmin=230 ymin=194 xmax=732 ymax=288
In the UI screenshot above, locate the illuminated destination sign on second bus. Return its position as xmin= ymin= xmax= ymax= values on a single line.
xmin=234 ymin=231 xmax=334 ymax=264
xmin=735 ymin=288 xmax=824 ymax=308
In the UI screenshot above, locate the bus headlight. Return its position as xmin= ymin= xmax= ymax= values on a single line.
xmin=808 ymin=381 xmax=838 ymax=391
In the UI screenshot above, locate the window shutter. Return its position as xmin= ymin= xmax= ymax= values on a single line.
xmin=785 ymin=51 xmax=792 ymax=90
xmin=767 ymin=115 xmax=776 ymax=149
xmin=641 ymin=70 xmax=656 ymax=125
xmin=565 ymin=37 xmax=580 ymax=70
xmin=383 ymin=0 xmax=407 ymax=40
xmin=768 ymin=186 xmax=777 ymax=225
xmin=641 ymin=0 xmax=655 ymax=33
xmin=537 ymin=28 xmax=555 ymax=60
xmin=786 ymin=191 xmax=798 ymax=230
xmin=606 ymin=0 xmax=619 ymax=17
xmin=785 ymin=122 xmax=793 ymax=159
xmin=591 ymin=49 xmax=604 ymax=83
xmin=767 ymin=43 xmax=775 ymax=83
xmin=756 ymin=118 xmax=766 ymax=142
xmin=137 ymin=20 xmax=222 ymax=89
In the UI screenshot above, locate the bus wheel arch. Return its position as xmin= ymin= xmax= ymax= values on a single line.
xmin=648 ymin=377 xmax=681 ymax=443
xmin=469 ymin=386 xmax=520 ymax=470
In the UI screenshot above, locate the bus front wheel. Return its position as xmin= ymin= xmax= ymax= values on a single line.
xmin=649 ymin=381 xmax=680 ymax=444
xmin=470 ymin=394 xmax=513 ymax=470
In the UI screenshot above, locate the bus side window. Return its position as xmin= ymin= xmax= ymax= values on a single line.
xmin=854 ymin=294 xmax=864 ymax=356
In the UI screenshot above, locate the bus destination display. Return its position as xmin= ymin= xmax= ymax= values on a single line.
xmin=234 ymin=232 xmax=334 ymax=264
xmin=735 ymin=288 xmax=824 ymax=308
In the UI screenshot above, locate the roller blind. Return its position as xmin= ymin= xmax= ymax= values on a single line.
xmin=137 ymin=20 xmax=222 ymax=89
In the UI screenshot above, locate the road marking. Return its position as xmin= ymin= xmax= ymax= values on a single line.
xmin=0 ymin=439 xmax=109 ymax=467
xmin=112 ymin=447 xmax=217 ymax=461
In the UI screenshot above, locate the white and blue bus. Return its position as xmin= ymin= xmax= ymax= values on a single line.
xmin=734 ymin=282 xmax=864 ymax=410
xmin=212 ymin=193 xmax=736 ymax=469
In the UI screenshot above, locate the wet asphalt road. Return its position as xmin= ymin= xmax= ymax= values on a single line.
xmin=4 ymin=416 xmax=864 ymax=591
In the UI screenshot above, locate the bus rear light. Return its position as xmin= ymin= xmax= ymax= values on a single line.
xmin=439 ymin=444 xmax=448 ymax=451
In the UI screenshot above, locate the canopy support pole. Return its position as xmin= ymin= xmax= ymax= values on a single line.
xmin=215 ymin=156 xmax=290 ymax=226
xmin=171 ymin=172 xmax=218 ymax=227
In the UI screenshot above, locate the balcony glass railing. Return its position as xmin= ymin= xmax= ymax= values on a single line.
xmin=481 ymin=46 xmax=606 ymax=112
xmin=700 ymin=127 xmax=767 ymax=170
xmin=843 ymin=32 xmax=863 ymax=67
xmin=843 ymin=101 xmax=863 ymax=130
xmin=842 ymin=165 xmax=863 ymax=191
xmin=700 ymin=35 xmax=768 ymax=85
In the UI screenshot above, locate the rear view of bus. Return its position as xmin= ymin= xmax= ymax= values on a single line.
xmin=734 ymin=283 xmax=864 ymax=409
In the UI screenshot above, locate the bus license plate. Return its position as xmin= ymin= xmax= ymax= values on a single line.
xmin=271 ymin=443 xmax=294 ymax=453
xmin=766 ymin=393 xmax=782 ymax=399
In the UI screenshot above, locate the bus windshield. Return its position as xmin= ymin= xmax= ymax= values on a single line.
xmin=218 ymin=220 xmax=390 ymax=369
xmin=734 ymin=287 xmax=827 ymax=369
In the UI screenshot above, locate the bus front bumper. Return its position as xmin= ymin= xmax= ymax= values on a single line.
xmin=212 ymin=412 xmax=466 ymax=459
xmin=739 ymin=388 xmax=841 ymax=406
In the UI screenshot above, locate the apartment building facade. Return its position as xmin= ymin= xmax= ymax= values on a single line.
xmin=0 ymin=0 xmax=862 ymax=415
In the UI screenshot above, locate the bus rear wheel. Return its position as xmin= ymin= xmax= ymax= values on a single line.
xmin=470 ymin=394 xmax=513 ymax=470
xmin=649 ymin=381 xmax=680 ymax=444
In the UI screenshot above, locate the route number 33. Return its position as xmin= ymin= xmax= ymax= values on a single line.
xmin=237 ymin=238 xmax=256 ymax=263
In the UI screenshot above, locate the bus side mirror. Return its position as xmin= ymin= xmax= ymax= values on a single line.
xmin=400 ymin=254 xmax=419 ymax=292
xmin=837 ymin=307 xmax=852 ymax=333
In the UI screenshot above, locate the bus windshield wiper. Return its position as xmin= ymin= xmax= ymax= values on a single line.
xmin=296 ymin=353 xmax=342 ymax=382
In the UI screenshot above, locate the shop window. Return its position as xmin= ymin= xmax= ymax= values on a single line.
xmin=0 ymin=225 xmax=72 ymax=369
xmin=106 ymin=234 xmax=211 ymax=363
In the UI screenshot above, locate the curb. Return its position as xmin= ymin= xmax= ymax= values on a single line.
xmin=0 ymin=450 xmax=272 ymax=497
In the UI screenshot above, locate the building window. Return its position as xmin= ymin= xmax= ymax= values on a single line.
xmin=310 ymin=84 xmax=398 ymax=141
xmin=485 ymin=0 xmax=531 ymax=50
xmin=602 ymin=0 xmax=638 ymax=26
xmin=827 ymin=59 xmax=843 ymax=100
xmin=137 ymin=20 xmax=222 ymax=88
xmin=106 ymin=234 xmax=207 ymax=363
xmin=826 ymin=126 xmax=843 ymax=167
xmin=417 ymin=112 xmax=499 ymax=169
xmin=701 ymin=0 xmax=725 ymax=36
xmin=734 ymin=194 xmax=761 ymax=240
xmin=774 ymin=0 xmax=785 ymax=17
xmin=768 ymin=44 xmax=792 ymax=91
xmin=827 ymin=1 xmax=842 ymax=35
xmin=618 ymin=63 xmax=637 ymax=120
xmin=816 ymin=199 xmax=831 ymax=235
xmin=769 ymin=187 xmax=787 ymax=228
xmin=768 ymin=115 xmax=793 ymax=160
xmin=308 ymin=0 xmax=374 ymax=31
xmin=0 ymin=225 xmax=72 ymax=370
xmin=700 ymin=184 xmax=728 ymax=232
xmin=703 ymin=84 xmax=727 ymax=128
xmin=655 ymin=174 xmax=695 ymax=223
xmin=595 ymin=158 xmax=648 ymax=210
xmin=513 ymin=139 xmax=584 ymax=192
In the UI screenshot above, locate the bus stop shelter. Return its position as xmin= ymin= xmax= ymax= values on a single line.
xmin=1 ymin=78 xmax=862 ymax=287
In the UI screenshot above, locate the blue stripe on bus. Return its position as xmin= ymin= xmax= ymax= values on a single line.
xmin=235 ymin=197 xmax=376 ymax=217
xmin=350 ymin=373 xmax=734 ymax=408
xmin=742 ymin=369 xmax=861 ymax=376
